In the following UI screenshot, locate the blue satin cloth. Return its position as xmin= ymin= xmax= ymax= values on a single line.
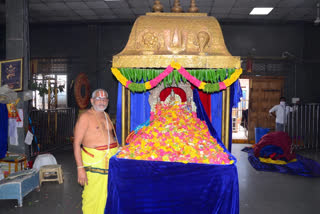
xmin=106 ymin=158 xmax=239 ymax=214
xmin=116 ymin=82 xmax=123 ymax=145
xmin=106 ymin=90 xmax=239 ymax=214
xmin=229 ymin=80 xmax=243 ymax=151
xmin=259 ymin=145 xmax=284 ymax=158
xmin=242 ymin=147 xmax=320 ymax=177
xmin=0 ymin=104 xmax=8 ymax=158
xmin=116 ymin=82 xmax=151 ymax=145
xmin=130 ymin=89 xmax=150 ymax=132
xmin=209 ymin=80 xmax=242 ymax=152
xmin=210 ymin=92 xmax=222 ymax=142
xmin=230 ymin=80 xmax=243 ymax=109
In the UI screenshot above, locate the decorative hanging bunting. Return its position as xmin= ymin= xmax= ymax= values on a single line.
xmin=111 ymin=62 xmax=242 ymax=93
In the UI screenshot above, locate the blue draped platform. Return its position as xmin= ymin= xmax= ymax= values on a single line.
xmin=106 ymin=157 xmax=239 ymax=214
xmin=107 ymin=89 xmax=239 ymax=214
xmin=242 ymin=147 xmax=320 ymax=177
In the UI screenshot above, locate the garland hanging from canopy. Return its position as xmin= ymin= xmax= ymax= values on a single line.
xmin=111 ymin=61 xmax=242 ymax=93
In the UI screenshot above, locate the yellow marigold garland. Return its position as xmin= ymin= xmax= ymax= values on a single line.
xmin=111 ymin=68 xmax=128 ymax=86
xmin=170 ymin=61 xmax=181 ymax=70
xmin=145 ymin=81 xmax=152 ymax=90
xmin=199 ymin=82 xmax=206 ymax=90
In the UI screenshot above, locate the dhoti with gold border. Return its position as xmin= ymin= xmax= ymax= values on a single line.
xmin=81 ymin=144 xmax=118 ymax=214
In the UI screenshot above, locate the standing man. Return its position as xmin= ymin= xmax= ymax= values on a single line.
xmin=269 ymin=97 xmax=291 ymax=132
xmin=73 ymin=89 xmax=119 ymax=214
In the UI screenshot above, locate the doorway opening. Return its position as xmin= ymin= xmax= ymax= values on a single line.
xmin=32 ymin=74 xmax=67 ymax=109
xmin=232 ymin=79 xmax=249 ymax=143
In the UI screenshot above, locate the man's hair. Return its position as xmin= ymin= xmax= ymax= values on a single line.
xmin=91 ymin=89 xmax=108 ymax=98
xmin=280 ymin=96 xmax=286 ymax=101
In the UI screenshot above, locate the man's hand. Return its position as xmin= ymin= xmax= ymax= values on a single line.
xmin=77 ymin=168 xmax=88 ymax=186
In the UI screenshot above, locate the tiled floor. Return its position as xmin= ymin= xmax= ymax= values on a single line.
xmin=0 ymin=144 xmax=319 ymax=214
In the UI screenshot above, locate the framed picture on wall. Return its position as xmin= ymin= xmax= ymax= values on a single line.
xmin=0 ymin=58 xmax=23 ymax=91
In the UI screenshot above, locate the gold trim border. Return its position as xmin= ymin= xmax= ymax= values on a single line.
xmin=113 ymin=55 xmax=240 ymax=69
xmin=121 ymin=85 xmax=125 ymax=146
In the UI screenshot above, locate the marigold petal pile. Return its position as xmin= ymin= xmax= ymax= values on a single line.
xmin=118 ymin=103 xmax=233 ymax=165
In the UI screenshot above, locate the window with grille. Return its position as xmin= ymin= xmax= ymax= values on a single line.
xmin=31 ymin=58 xmax=68 ymax=109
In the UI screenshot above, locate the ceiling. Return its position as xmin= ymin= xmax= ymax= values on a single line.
xmin=0 ymin=0 xmax=320 ymax=24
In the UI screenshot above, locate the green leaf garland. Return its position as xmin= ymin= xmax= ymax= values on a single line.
xmin=118 ymin=68 xmax=233 ymax=85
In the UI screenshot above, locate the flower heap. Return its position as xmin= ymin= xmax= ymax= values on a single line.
xmin=118 ymin=103 xmax=233 ymax=165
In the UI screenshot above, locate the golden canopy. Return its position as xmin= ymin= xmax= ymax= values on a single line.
xmin=112 ymin=13 xmax=240 ymax=69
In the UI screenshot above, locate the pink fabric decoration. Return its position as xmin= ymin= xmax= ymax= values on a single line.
xmin=178 ymin=67 xmax=201 ymax=87
xmin=126 ymin=81 xmax=132 ymax=88
xmin=149 ymin=65 xmax=174 ymax=87
xmin=219 ymin=82 xmax=226 ymax=90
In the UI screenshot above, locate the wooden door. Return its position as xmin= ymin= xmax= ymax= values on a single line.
xmin=248 ymin=77 xmax=284 ymax=142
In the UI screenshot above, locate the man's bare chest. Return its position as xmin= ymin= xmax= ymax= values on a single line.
xmin=90 ymin=116 xmax=113 ymax=133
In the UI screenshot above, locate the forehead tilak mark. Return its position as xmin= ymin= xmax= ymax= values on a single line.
xmin=97 ymin=90 xmax=106 ymax=98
